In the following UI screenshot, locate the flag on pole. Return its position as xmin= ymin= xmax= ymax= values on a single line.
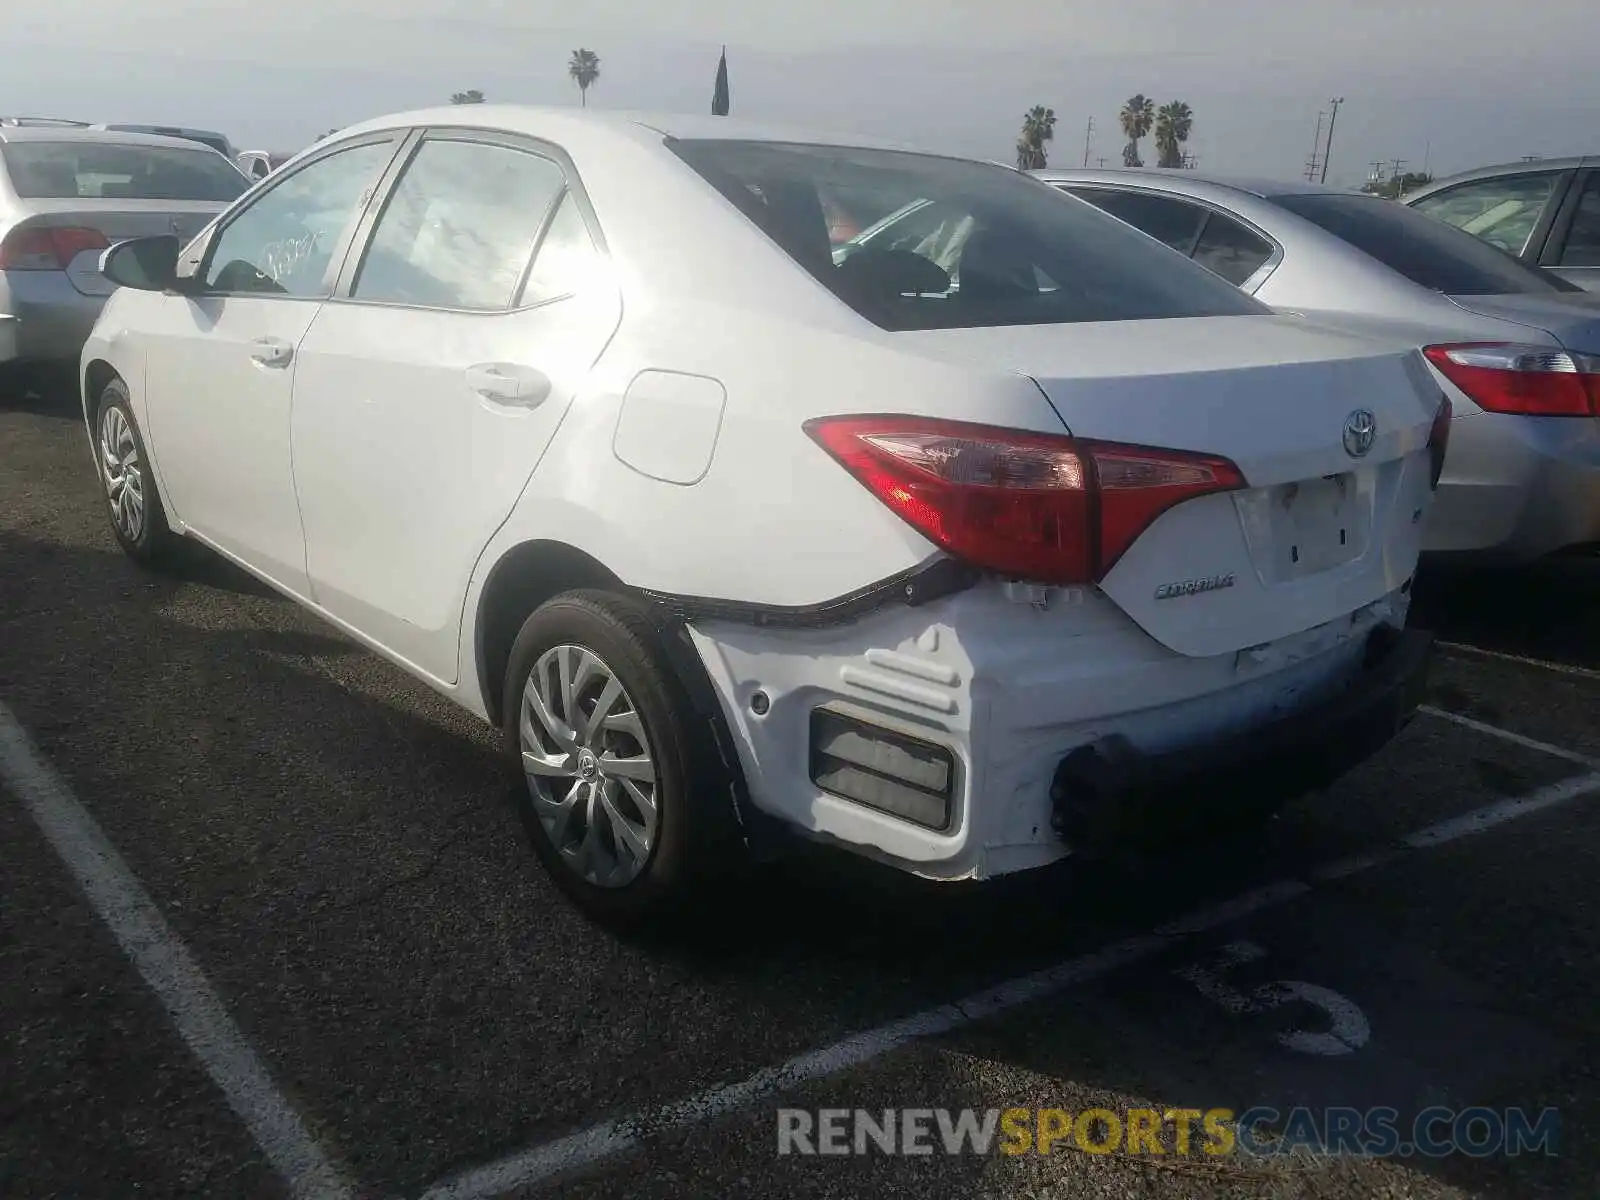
xmin=712 ymin=46 xmax=730 ymax=116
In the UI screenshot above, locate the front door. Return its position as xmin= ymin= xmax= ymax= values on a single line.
xmin=289 ymin=133 xmax=622 ymax=683
xmin=140 ymin=135 xmax=404 ymax=595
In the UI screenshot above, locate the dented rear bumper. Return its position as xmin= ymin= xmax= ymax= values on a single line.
xmin=1050 ymin=625 xmax=1434 ymax=853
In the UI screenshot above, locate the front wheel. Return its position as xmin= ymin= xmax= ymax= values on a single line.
xmin=502 ymin=590 xmax=741 ymax=930
xmin=94 ymin=377 xmax=177 ymax=565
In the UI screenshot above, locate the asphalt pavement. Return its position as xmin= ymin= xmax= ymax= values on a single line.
xmin=3 ymin=384 xmax=1599 ymax=1199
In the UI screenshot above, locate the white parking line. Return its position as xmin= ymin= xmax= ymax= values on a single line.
xmin=1421 ymin=704 xmax=1600 ymax=770
xmin=419 ymin=714 xmax=1600 ymax=1200
xmin=1438 ymin=641 xmax=1600 ymax=684
xmin=0 ymin=703 xmax=355 ymax=1200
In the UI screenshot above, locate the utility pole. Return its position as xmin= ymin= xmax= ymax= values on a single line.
xmin=1082 ymin=115 xmax=1093 ymax=168
xmin=1304 ymin=110 xmax=1325 ymax=182
xmin=1096 ymin=155 xmax=1108 ymax=168
xmin=1319 ymin=96 xmax=1344 ymax=185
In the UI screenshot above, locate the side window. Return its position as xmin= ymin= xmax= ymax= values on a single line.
xmin=517 ymin=191 xmax=602 ymax=305
xmin=353 ymin=138 xmax=566 ymax=310
xmin=1557 ymin=175 xmax=1600 ymax=267
xmin=1409 ymin=172 xmax=1561 ymax=256
xmin=203 ymin=140 xmax=395 ymax=297
xmin=1191 ymin=213 xmax=1276 ymax=286
xmin=1064 ymin=187 xmax=1207 ymax=254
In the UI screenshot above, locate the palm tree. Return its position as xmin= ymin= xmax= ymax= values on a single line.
xmin=1014 ymin=105 xmax=1057 ymax=171
xmin=1118 ymin=94 xmax=1155 ymax=167
xmin=568 ymin=49 xmax=601 ymax=108
xmin=450 ymin=89 xmax=485 ymax=105
xmin=1154 ymin=101 xmax=1193 ymax=168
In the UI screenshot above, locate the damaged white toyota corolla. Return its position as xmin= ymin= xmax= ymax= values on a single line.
xmin=80 ymin=106 xmax=1448 ymax=926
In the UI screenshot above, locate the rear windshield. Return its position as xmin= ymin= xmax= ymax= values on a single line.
xmin=1272 ymin=191 xmax=1577 ymax=296
xmin=2 ymin=140 xmax=248 ymax=202
xmin=667 ymin=139 xmax=1266 ymax=331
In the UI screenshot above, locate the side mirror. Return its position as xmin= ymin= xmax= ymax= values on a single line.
xmin=174 ymin=224 xmax=216 ymax=286
xmin=100 ymin=235 xmax=182 ymax=291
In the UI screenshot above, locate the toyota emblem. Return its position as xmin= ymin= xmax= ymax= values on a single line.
xmin=1342 ymin=409 xmax=1377 ymax=458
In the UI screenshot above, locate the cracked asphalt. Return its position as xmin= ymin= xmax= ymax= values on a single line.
xmin=4 ymin=383 xmax=1600 ymax=1199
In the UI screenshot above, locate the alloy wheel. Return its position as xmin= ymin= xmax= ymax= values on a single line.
xmin=100 ymin=405 xmax=145 ymax=542
xmin=519 ymin=643 xmax=660 ymax=888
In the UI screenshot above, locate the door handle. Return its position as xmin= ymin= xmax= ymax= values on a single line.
xmin=249 ymin=337 xmax=295 ymax=369
xmin=466 ymin=362 xmax=551 ymax=409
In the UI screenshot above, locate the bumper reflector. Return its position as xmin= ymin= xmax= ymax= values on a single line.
xmin=809 ymin=708 xmax=956 ymax=831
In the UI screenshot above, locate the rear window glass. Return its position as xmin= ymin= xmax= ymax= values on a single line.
xmin=667 ymin=139 xmax=1265 ymax=331
xmin=2 ymin=140 xmax=248 ymax=202
xmin=1272 ymin=191 xmax=1573 ymax=296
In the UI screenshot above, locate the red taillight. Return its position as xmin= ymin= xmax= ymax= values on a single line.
xmin=804 ymin=415 xmax=1246 ymax=585
xmin=1423 ymin=343 xmax=1600 ymax=417
xmin=0 ymin=225 xmax=109 ymax=270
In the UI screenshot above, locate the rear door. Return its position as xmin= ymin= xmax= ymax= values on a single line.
xmin=1406 ymin=169 xmax=1572 ymax=263
xmin=1063 ymin=185 xmax=1279 ymax=291
xmin=1538 ymin=168 xmax=1600 ymax=293
xmin=1061 ymin=186 xmax=1207 ymax=254
xmin=288 ymin=130 xmax=622 ymax=684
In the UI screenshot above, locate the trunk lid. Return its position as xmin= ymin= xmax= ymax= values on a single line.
xmin=7 ymin=200 xmax=225 ymax=295
xmin=1447 ymin=292 xmax=1600 ymax=354
xmin=895 ymin=314 xmax=1441 ymax=658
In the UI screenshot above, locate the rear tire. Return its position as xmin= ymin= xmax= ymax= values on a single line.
xmin=94 ymin=376 xmax=178 ymax=565
xmin=502 ymin=589 xmax=742 ymax=931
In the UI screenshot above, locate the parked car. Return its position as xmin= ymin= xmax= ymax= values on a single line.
xmin=1 ymin=127 xmax=249 ymax=385
xmin=82 ymin=106 xmax=1443 ymax=926
xmin=1402 ymin=157 xmax=1599 ymax=293
xmin=236 ymin=150 xmax=292 ymax=182
xmin=1036 ymin=168 xmax=1600 ymax=565
xmin=89 ymin=123 xmax=238 ymax=162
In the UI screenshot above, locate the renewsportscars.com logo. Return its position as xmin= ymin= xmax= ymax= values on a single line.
xmin=776 ymin=1106 xmax=1561 ymax=1159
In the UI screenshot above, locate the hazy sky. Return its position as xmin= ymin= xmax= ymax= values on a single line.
xmin=3 ymin=0 xmax=1594 ymax=186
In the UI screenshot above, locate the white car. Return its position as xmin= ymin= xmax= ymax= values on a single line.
xmin=81 ymin=105 xmax=1445 ymax=926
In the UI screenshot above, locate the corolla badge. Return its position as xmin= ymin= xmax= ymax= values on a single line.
xmin=1154 ymin=573 xmax=1236 ymax=601
xmin=1342 ymin=409 xmax=1377 ymax=458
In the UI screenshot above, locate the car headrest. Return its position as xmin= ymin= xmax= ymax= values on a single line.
xmin=958 ymin=225 xmax=1040 ymax=301
xmin=753 ymin=178 xmax=834 ymax=277
xmin=835 ymin=247 xmax=951 ymax=304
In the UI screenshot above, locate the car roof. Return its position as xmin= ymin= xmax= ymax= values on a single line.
xmin=1032 ymin=166 xmax=1351 ymax=201
xmin=1402 ymin=155 xmax=1596 ymax=202
xmin=0 ymin=125 xmax=230 ymax=152
xmin=92 ymin=123 xmax=230 ymax=138
xmin=0 ymin=116 xmax=92 ymax=128
xmin=334 ymin=104 xmax=948 ymax=158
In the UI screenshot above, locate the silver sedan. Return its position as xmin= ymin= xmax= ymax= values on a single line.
xmin=1 ymin=127 xmax=248 ymax=386
xmin=1034 ymin=168 xmax=1600 ymax=565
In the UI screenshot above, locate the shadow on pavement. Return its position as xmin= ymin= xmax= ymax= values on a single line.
xmin=1411 ymin=556 xmax=1600 ymax=669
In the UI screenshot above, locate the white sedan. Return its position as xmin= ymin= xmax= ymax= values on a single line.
xmin=82 ymin=105 xmax=1445 ymax=927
